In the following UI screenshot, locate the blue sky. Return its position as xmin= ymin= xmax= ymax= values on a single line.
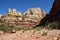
xmin=0 ymin=0 xmax=54 ymax=14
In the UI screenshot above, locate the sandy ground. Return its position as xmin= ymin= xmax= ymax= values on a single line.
xmin=0 ymin=30 xmax=60 ymax=40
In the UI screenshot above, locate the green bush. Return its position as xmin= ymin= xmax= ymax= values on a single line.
xmin=0 ymin=24 xmax=17 ymax=33
xmin=50 ymin=22 xmax=59 ymax=29
xmin=44 ymin=21 xmax=60 ymax=29
xmin=34 ymin=27 xmax=41 ymax=31
xmin=0 ymin=25 xmax=12 ymax=32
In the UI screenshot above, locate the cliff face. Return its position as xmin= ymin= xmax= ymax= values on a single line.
xmin=50 ymin=0 xmax=60 ymax=15
xmin=49 ymin=0 xmax=60 ymax=21
xmin=0 ymin=8 xmax=46 ymax=29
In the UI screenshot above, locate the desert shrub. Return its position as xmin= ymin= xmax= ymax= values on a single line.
xmin=0 ymin=25 xmax=12 ymax=32
xmin=42 ymin=31 xmax=48 ymax=36
xmin=44 ymin=21 xmax=60 ymax=29
xmin=50 ymin=22 xmax=59 ymax=29
xmin=33 ymin=26 xmax=42 ymax=31
xmin=0 ymin=24 xmax=19 ymax=33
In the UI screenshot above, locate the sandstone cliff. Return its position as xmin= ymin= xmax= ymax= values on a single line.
xmin=0 ymin=8 xmax=46 ymax=29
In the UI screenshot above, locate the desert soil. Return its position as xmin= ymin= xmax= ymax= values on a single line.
xmin=0 ymin=30 xmax=60 ymax=40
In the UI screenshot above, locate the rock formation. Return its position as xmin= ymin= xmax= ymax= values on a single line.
xmin=49 ymin=0 xmax=60 ymax=21
xmin=50 ymin=0 xmax=60 ymax=15
xmin=24 ymin=8 xmax=46 ymax=18
xmin=23 ymin=8 xmax=46 ymax=28
xmin=8 ymin=8 xmax=21 ymax=16
xmin=0 ymin=8 xmax=46 ymax=29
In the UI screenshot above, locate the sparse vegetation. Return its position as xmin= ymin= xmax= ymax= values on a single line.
xmin=33 ymin=26 xmax=42 ymax=31
xmin=50 ymin=22 xmax=60 ymax=29
xmin=0 ymin=24 xmax=20 ymax=33
xmin=0 ymin=21 xmax=60 ymax=33
xmin=42 ymin=31 xmax=48 ymax=36
xmin=0 ymin=25 xmax=12 ymax=33
xmin=43 ymin=21 xmax=60 ymax=29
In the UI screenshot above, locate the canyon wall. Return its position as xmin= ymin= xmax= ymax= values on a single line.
xmin=50 ymin=0 xmax=60 ymax=15
xmin=49 ymin=0 xmax=60 ymax=21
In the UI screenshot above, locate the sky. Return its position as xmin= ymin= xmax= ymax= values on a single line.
xmin=0 ymin=0 xmax=54 ymax=14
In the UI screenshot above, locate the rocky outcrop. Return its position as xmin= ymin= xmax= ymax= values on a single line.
xmin=23 ymin=8 xmax=46 ymax=28
xmin=2 ymin=8 xmax=21 ymax=17
xmin=49 ymin=0 xmax=60 ymax=21
xmin=0 ymin=8 xmax=46 ymax=29
xmin=24 ymin=8 xmax=46 ymax=18
xmin=8 ymin=8 xmax=21 ymax=16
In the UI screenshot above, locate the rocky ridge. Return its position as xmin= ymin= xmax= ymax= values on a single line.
xmin=0 ymin=7 xmax=46 ymax=29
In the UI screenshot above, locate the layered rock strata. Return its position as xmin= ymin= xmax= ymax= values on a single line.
xmin=0 ymin=8 xmax=46 ymax=29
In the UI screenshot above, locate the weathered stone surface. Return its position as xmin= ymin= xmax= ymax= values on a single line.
xmin=8 ymin=8 xmax=21 ymax=16
xmin=49 ymin=0 xmax=60 ymax=21
xmin=50 ymin=0 xmax=60 ymax=15
xmin=0 ymin=8 xmax=46 ymax=29
xmin=23 ymin=8 xmax=46 ymax=28
xmin=24 ymin=7 xmax=46 ymax=19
